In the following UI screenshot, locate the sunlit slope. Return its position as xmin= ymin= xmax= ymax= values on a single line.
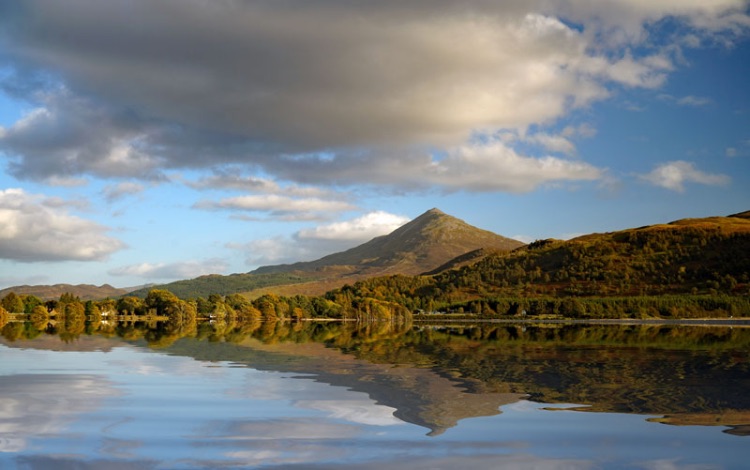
xmin=128 ymin=208 xmax=523 ymax=298
xmin=340 ymin=212 xmax=750 ymax=305
xmin=496 ymin=212 xmax=750 ymax=296
xmin=253 ymin=208 xmax=523 ymax=277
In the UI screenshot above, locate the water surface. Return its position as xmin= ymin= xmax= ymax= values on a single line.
xmin=0 ymin=320 xmax=748 ymax=469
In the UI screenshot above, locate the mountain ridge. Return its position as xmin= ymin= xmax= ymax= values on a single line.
xmin=123 ymin=208 xmax=523 ymax=298
xmin=0 ymin=283 xmax=130 ymax=301
xmin=5 ymin=209 xmax=747 ymax=303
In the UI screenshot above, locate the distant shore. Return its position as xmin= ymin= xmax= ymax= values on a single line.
xmin=412 ymin=317 xmax=750 ymax=327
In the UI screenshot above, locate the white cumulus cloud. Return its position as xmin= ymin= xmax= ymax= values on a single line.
xmin=0 ymin=188 xmax=125 ymax=262
xmin=427 ymin=142 xmax=604 ymax=193
xmin=297 ymin=211 xmax=409 ymax=242
xmin=639 ymin=160 xmax=730 ymax=192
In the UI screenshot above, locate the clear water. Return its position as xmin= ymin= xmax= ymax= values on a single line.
xmin=0 ymin=322 xmax=748 ymax=469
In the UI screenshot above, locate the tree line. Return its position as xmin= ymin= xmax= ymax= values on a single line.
xmin=0 ymin=288 xmax=413 ymax=330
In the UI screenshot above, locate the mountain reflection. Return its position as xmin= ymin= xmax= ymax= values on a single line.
xmin=2 ymin=317 xmax=749 ymax=436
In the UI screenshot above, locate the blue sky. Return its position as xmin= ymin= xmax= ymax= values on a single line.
xmin=1 ymin=0 xmax=749 ymax=289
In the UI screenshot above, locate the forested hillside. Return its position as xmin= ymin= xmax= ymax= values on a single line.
xmin=323 ymin=213 xmax=750 ymax=317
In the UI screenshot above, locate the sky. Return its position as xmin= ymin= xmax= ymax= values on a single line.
xmin=0 ymin=0 xmax=749 ymax=290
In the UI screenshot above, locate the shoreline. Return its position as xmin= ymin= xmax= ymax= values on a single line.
xmin=411 ymin=317 xmax=750 ymax=327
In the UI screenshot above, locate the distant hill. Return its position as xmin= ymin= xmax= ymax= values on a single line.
xmin=128 ymin=208 xmax=524 ymax=298
xmin=125 ymin=272 xmax=316 ymax=299
xmin=730 ymin=210 xmax=750 ymax=219
xmin=330 ymin=211 xmax=750 ymax=315
xmin=0 ymin=283 xmax=129 ymax=301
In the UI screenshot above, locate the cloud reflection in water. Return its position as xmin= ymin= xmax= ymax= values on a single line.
xmin=0 ymin=374 xmax=119 ymax=453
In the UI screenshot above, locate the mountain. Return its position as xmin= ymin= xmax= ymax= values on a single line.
xmin=254 ymin=208 xmax=523 ymax=277
xmin=330 ymin=210 xmax=750 ymax=316
xmin=163 ymin=330 xmax=525 ymax=436
xmin=0 ymin=283 xmax=129 ymax=301
xmin=127 ymin=208 xmax=524 ymax=298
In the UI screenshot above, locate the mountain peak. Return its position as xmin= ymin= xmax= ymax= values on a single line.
xmin=405 ymin=208 xmax=448 ymax=226
xmin=252 ymin=209 xmax=524 ymax=283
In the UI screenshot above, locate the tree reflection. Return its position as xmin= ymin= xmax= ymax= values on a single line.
xmin=2 ymin=317 xmax=750 ymax=434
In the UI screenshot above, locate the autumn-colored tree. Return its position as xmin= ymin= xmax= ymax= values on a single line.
xmin=59 ymin=302 xmax=86 ymax=341
xmin=117 ymin=296 xmax=144 ymax=315
xmin=0 ymin=305 xmax=9 ymax=329
xmin=1 ymin=292 xmax=25 ymax=313
xmin=64 ymin=300 xmax=86 ymax=318
xmin=1 ymin=321 xmax=24 ymax=341
xmin=236 ymin=303 xmax=262 ymax=321
xmin=85 ymin=300 xmax=101 ymax=317
xmin=98 ymin=298 xmax=117 ymax=315
xmin=145 ymin=289 xmax=181 ymax=315
xmin=195 ymin=297 xmax=214 ymax=314
xmin=59 ymin=292 xmax=80 ymax=304
xmin=29 ymin=305 xmax=49 ymax=329
xmin=22 ymin=295 xmax=43 ymax=314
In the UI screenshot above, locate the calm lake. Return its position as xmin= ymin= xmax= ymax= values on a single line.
xmin=1 ymin=319 xmax=748 ymax=469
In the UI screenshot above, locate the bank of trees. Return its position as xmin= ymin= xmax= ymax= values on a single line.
xmin=428 ymin=294 xmax=750 ymax=319
xmin=0 ymin=291 xmax=44 ymax=314
xmin=1 ymin=284 xmax=747 ymax=328
xmin=0 ymin=287 xmax=413 ymax=326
